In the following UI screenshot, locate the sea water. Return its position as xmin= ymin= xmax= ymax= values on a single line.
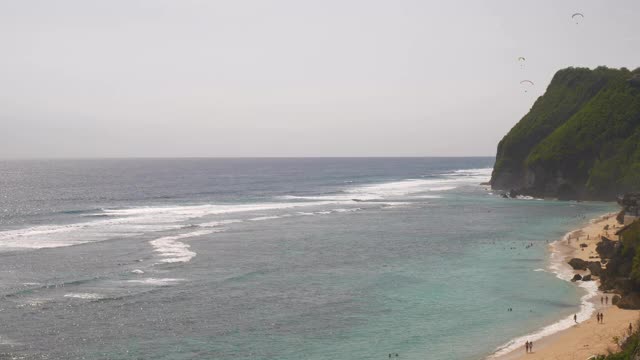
xmin=0 ymin=158 xmax=615 ymax=359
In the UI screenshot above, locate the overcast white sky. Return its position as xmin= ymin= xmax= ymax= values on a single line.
xmin=1 ymin=0 xmax=639 ymax=158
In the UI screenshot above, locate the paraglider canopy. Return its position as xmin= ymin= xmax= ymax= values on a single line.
xmin=520 ymin=80 xmax=534 ymax=92
xmin=572 ymin=13 xmax=584 ymax=24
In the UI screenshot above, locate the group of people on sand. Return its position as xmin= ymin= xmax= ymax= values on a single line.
xmin=524 ymin=340 xmax=534 ymax=353
xmin=601 ymin=295 xmax=609 ymax=305
xmin=596 ymin=312 xmax=604 ymax=323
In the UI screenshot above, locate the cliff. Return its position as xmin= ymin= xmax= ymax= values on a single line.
xmin=491 ymin=66 xmax=640 ymax=200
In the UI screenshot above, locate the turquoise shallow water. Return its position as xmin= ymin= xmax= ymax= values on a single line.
xmin=0 ymin=159 xmax=616 ymax=359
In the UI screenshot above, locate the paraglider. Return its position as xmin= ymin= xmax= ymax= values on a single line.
xmin=572 ymin=13 xmax=584 ymax=24
xmin=520 ymin=80 xmax=534 ymax=92
xmin=518 ymin=57 xmax=526 ymax=68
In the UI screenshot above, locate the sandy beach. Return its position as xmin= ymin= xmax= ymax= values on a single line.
xmin=497 ymin=212 xmax=640 ymax=360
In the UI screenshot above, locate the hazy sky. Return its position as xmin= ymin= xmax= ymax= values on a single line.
xmin=1 ymin=0 xmax=639 ymax=158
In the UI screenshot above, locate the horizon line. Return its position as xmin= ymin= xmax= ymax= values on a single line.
xmin=0 ymin=155 xmax=496 ymax=161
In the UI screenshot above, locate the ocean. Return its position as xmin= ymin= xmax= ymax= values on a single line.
xmin=0 ymin=158 xmax=615 ymax=359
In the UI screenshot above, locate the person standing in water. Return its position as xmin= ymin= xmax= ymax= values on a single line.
xmin=574 ymin=314 xmax=577 ymax=323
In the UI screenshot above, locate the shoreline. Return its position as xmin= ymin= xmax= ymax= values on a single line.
xmin=491 ymin=212 xmax=640 ymax=359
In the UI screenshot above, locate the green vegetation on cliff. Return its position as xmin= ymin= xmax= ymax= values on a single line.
xmin=491 ymin=66 xmax=640 ymax=199
xmin=600 ymin=220 xmax=640 ymax=293
xmin=596 ymin=325 xmax=640 ymax=360
xmin=590 ymin=220 xmax=640 ymax=359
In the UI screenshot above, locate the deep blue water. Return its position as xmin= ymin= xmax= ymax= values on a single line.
xmin=0 ymin=158 xmax=615 ymax=359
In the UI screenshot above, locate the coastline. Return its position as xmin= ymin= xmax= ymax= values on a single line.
xmin=491 ymin=212 xmax=640 ymax=359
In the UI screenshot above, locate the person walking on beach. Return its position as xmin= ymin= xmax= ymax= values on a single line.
xmin=601 ymin=313 xmax=604 ymax=323
xmin=601 ymin=296 xmax=604 ymax=305
xmin=525 ymin=341 xmax=529 ymax=353
xmin=574 ymin=314 xmax=577 ymax=323
xmin=606 ymin=295 xmax=609 ymax=305
xmin=529 ymin=341 xmax=533 ymax=353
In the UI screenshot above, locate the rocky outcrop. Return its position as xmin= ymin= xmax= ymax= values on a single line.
xmin=571 ymin=274 xmax=582 ymax=282
xmin=587 ymin=261 xmax=603 ymax=276
xmin=596 ymin=237 xmax=618 ymax=259
xmin=568 ymin=258 xmax=589 ymax=270
xmin=616 ymin=292 xmax=640 ymax=309
xmin=613 ymin=294 xmax=622 ymax=305
xmin=582 ymin=274 xmax=592 ymax=281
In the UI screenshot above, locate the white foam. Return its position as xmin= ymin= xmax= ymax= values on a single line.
xmin=64 ymin=293 xmax=102 ymax=300
xmin=130 ymin=269 xmax=145 ymax=274
xmin=0 ymin=167 xmax=493 ymax=251
xmin=126 ymin=278 xmax=184 ymax=286
xmin=489 ymin=234 xmax=599 ymax=358
xmin=149 ymin=230 xmax=215 ymax=264
xmin=590 ymin=212 xmax=616 ymax=224
xmin=0 ymin=335 xmax=19 ymax=346
xmin=17 ymin=298 xmax=51 ymax=307
xmin=332 ymin=208 xmax=361 ymax=213
xmin=249 ymin=215 xmax=283 ymax=221
xmin=516 ymin=195 xmax=543 ymax=201
xmin=296 ymin=212 xmax=315 ymax=216
xmin=103 ymin=202 xmax=343 ymax=218
xmin=427 ymin=186 xmax=458 ymax=191
xmin=199 ymin=219 xmax=244 ymax=228
xmin=451 ymin=168 xmax=494 ymax=177
xmin=0 ymin=216 xmax=183 ymax=250
xmin=0 ymin=201 xmax=342 ymax=250
xmin=281 ymin=180 xmax=449 ymax=201
xmin=282 ymin=168 xmax=492 ymax=202
xmin=346 ymin=179 xmax=452 ymax=199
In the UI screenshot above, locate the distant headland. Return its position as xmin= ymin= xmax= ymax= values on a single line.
xmin=491 ymin=66 xmax=640 ymax=200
